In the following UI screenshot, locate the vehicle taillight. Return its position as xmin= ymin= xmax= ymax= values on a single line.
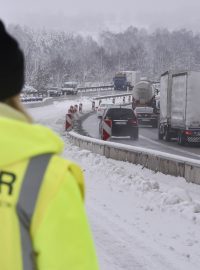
xmin=184 ymin=130 xmax=193 ymax=136
xmin=128 ymin=119 xmax=138 ymax=125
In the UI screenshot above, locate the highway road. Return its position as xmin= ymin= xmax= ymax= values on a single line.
xmin=82 ymin=112 xmax=200 ymax=161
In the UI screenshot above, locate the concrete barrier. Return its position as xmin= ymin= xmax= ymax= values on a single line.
xmin=24 ymin=98 xmax=54 ymax=108
xmin=184 ymin=163 xmax=200 ymax=184
xmin=68 ymin=131 xmax=200 ymax=185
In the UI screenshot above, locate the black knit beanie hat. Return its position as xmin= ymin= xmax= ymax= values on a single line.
xmin=0 ymin=20 xmax=24 ymax=101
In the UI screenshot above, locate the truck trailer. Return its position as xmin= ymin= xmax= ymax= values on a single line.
xmin=158 ymin=71 xmax=200 ymax=145
xmin=113 ymin=71 xmax=140 ymax=91
xmin=133 ymin=80 xmax=154 ymax=106
xmin=133 ymin=79 xmax=158 ymax=127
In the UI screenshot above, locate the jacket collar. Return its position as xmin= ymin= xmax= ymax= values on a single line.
xmin=0 ymin=102 xmax=29 ymax=123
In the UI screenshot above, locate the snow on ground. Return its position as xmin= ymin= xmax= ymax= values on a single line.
xmin=28 ymin=99 xmax=200 ymax=270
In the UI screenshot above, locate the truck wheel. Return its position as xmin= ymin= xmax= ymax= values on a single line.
xmin=163 ymin=128 xmax=171 ymax=142
xmin=178 ymin=133 xmax=185 ymax=146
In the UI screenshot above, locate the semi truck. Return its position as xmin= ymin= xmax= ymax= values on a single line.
xmin=113 ymin=71 xmax=140 ymax=91
xmin=158 ymin=71 xmax=200 ymax=145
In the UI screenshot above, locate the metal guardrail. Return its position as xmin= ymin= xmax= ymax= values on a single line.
xmin=93 ymin=92 xmax=133 ymax=100
xmin=77 ymin=85 xmax=114 ymax=92
xmin=24 ymin=98 xmax=54 ymax=108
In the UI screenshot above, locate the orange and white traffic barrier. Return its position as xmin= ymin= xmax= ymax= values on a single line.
xmin=102 ymin=119 xmax=112 ymax=141
xmin=73 ymin=105 xmax=77 ymax=113
xmin=68 ymin=105 xmax=74 ymax=114
xmin=65 ymin=113 xmax=73 ymax=131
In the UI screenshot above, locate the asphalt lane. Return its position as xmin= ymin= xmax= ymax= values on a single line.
xmin=82 ymin=112 xmax=200 ymax=160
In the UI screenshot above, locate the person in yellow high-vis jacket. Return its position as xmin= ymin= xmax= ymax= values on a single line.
xmin=0 ymin=21 xmax=99 ymax=270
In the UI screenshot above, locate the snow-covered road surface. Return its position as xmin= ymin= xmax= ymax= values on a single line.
xmin=28 ymin=98 xmax=200 ymax=270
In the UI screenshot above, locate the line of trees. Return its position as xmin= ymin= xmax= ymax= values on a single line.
xmin=8 ymin=25 xmax=200 ymax=90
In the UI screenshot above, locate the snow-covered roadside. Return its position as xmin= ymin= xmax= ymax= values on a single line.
xmin=64 ymin=145 xmax=200 ymax=270
xmin=28 ymin=99 xmax=200 ymax=270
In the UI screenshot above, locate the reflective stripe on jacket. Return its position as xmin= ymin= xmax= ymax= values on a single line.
xmin=0 ymin=103 xmax=99 ymax=270
xmin=17 ymin=154 xmax=52 ymax=270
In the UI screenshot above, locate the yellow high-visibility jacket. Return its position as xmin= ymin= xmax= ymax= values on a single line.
xmin=0 ymin=103 xmax=99 ymax=270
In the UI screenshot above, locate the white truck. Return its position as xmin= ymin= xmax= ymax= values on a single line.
xmin=61 ymin=82 xmax=78 ymax=95
xmin=133 ymin=80 xmax=154 ymax=106
xmin=158 ymin=71 xmax=200 ymax=145
xmin=133 ymin=79 xmax=158 ymax=127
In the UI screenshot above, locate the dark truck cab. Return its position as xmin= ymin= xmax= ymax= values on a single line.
xmin=113 ymin=73 xmax=127 ymax=90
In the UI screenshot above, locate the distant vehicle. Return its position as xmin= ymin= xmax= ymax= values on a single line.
xmin=99 ymin=107 xmax=138 ymax=140
xmin=113 ymin=71 xmax=140 ymax=91
xmin=135 ymin=107 xmax=158 ymax=128
xmin=158 ymin=71 xmax=200 ymax=145
xmin=62 ymin=82 xmax=78 ymax=95
xmin=133 ymin=80 xmax=154 ymax=106
xmin=97 ymin=102 xmax=114 ymax=117
xmin=47 ymin=87 xmax=61 ymax=97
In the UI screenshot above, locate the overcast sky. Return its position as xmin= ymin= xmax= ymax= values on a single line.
xmin=1 ymin=0 xmax=200 ymax=35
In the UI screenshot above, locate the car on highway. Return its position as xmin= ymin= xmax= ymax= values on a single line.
xmin=135 ymin=106 xmax=158 ymax=128
xmin=97 ymin=102 xmax=114 ymax=117
xmin=47 ymin=87 xmax=62 ymax=97
xmin=99 ymin=106 xmax=138 ymax=140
